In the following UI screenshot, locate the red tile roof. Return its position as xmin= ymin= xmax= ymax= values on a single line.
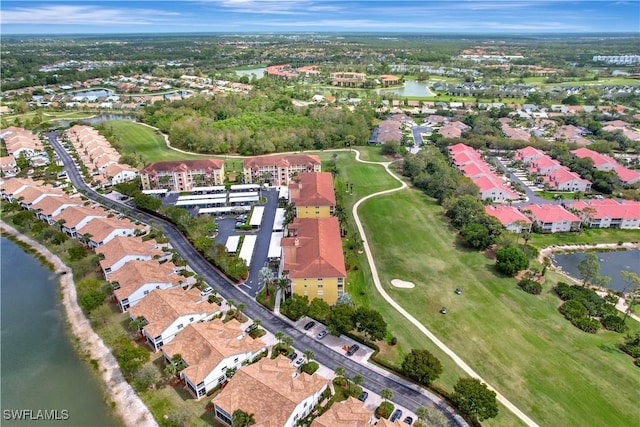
xmin=289 ymin=172 xmax=336 ymax=207
xmin=485 ymin=205 xmax=532 ymax=226
xmin=520 ymin=204 xmax=581 ymax=223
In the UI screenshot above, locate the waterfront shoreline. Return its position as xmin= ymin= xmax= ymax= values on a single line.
xmin=1 ymin=222 xmax=157 ymax=427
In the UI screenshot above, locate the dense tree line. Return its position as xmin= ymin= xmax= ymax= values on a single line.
xmin=140 ymin=93 xmax=374 ymax=155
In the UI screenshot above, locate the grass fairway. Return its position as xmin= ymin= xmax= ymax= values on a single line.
xmin=355 ymin=185 xmax=640 ymax=427
xmin=104 ymin=120 xmax=206 ymax=163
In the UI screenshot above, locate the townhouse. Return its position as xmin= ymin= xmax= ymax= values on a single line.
xmin=75 ymin=216 xmax=143 ymax=248
xmin=0 ymin=126 xmax=47 ymax=164
xmin=111 ymin=259 xmax=186 ymax=311
xmin=520 ymin=204 xmax=582 ymax=233
xmin=242 ymin=154 xmax=321 ymax=186
xmin=212 ymin=355 xmax=329 ymax=427
xmin=140 ymin=159 xmax=225 ymax=192
xmin=571 ymin=147 xmax=640 ymax=186
xmin=311 ymin=396 xmax=375 ymax=427
xmin=161 ymin=319 xmax=266 ymax=399
xmin=102 ymin=163 xmax=138 ymax=186
xmin=484 ymin=205 xmax=533 ymax=233
xmin=281 ymin=217 xmax=346 ymax=305
xmin=438 ymin=121 xmax=471 ymax=139
xmin=128 ymin=287 xmax=218 ymax=351
xmin=448 ymin=143 xmax=518 ymax=203
xmin=566 ymin=199 xmax=640 ymax=229
xmin=289 ymin=172 xmax=336 ymax=218
xmin=514 ymin=146 xmax=545 ymax=164
xmin=53 ymin=205 xmax=110 ymax=238
xmin=31 ymin=194 xmax=83 ymax=224
xmin=543 ymin=167 xmax=592 ymax=192
xmin=95 ymin=235 xmax=166 ymax=275
xmin=0 ymin=155 xmax=18 ymax=177
xmin=14 ymin=186 xmax=65 ymax=210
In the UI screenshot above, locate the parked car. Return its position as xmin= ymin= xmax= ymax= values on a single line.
xmin=455 ymin=288 xmax=462 ymax=295
xmin=288 ymin=352 xmax=298 ymax=361
xmin=316 ymin=330 xmax=328 ymax=340
xmin=200 ymin=287 xmax=213 ymax=297
xmin=390 ymin=409 xmax=403 ymax=422
xmin=303 ymin=321 xmax=316 ymax=331
xmin=244 ymin=324 xmax=257 ymax=333
xmin=294 ymin=357 xmax=304 ymax=367
xmin=346 ymin=344 xmax=359 ymax=356
xmin=440 ymin=306 xmax=447 ymax=314
xmin=357 ymin=391 xmax=368 ymax=402
xmin=403 ymin=416 xmax=414 ymax=425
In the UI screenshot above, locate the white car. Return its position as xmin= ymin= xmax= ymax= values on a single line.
xmin=294 ymin=357 xmax=304 ymax=368
xmin=200 ymin=287 xmax=213 ymax=297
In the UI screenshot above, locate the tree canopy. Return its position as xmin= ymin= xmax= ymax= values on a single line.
xmin=401 ymin=349 xmax=443 ymax=386
xmin=450 ymin=377 xmax=499 ymax=422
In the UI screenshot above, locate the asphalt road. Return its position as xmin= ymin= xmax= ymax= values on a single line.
xmin=45 ymin=131 xmax=466 ymax=426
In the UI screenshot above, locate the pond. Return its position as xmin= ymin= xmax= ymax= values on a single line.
xmin=53 ymin=114 xmax=136 ymax=128
xmin=235 ymin=67 xmax=266 ymax=79
xmin=375 ymin=80 xmax=435 ymax=97
xmin=551 ymin=249 xmax=640 ymax=292
xmin=70 ymin=89 xmax=114 ymax=98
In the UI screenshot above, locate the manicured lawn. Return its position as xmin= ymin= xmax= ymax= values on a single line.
xmin=529 ymin=228 xmax=640 ymax=250
xmin=3 ymin=110 xmax=96 ymax=126
xmin=353 ymin=184 xmax=640 ymax=427
xmin=104 ymin=120 xmax=206 ymax=163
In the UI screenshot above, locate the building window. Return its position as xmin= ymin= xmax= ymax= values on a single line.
xmin=317 ymin=284 xmax=323 ymax=289
xmin=177 ymin=324 xmax=184 ymax=330
xmin=317 ymin=291 xmax=324 ymax=296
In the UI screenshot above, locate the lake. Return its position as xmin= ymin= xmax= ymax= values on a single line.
xmin=70 ymin=89 xmax=114 ymax=98
xmin=375 ymin=80 xmax=435 ymax=97
xmin=551 ymin=249 xmax=640 ymax=292
xmin=0 ymin=237 xmax=120 ymax=427
xmin=234 ymin=67 xmax=266 ymax=79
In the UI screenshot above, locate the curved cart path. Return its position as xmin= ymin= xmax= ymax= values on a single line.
xmin=349 ymin=150 xmax=540 ymax=427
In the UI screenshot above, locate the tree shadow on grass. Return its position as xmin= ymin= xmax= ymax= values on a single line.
xmin=598 ymin=343 xmax=624 ymax=355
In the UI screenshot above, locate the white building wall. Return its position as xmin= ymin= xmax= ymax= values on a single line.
xmin=104 ymin=254 xmax=155 ymax=274
xmin=119 ymin=281 xmax=177 ymax=311
xmin=284 ymin=384 xmax=328 ymax=427
xmin=156 ymin=312 xmax=213 ymax=350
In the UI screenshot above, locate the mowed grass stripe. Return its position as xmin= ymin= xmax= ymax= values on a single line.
xmin=357 ymin=187 xmax=640 ymax=427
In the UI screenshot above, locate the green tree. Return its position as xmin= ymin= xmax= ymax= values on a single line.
xmin=78 ymin=289 xmax=106 ymax=313
xmin=303 ymin=349 xmax=314 ymax=364
xmin=577 ymin=252 xmax=610 ymax=287
xmin=401 ymin=349 xmax=443 ymax=386
xmin=495 ymin=246 xmax=529 ymax=276
xmin=380 ymin=387 xmax=393 ymax=402
xmin=308 ymin=298 xmax=331 ymax=322
xmin=461 ymin=222 xmax=493 ymax=250
xmin=444 ymin=195 xmax=485 ymax=229
xmin=620 ymin=271 xmax=640 ymax=321
xmin=335 ymin=366 xmax=346 ymax=379
xmin=353 ymin=307 xmax=387 ymax=342
xmin=415 ymin=405 xmax=449 ymax=427
xmin=451 ymin=377 xmax=499 ymax=422
xmin=257 ymin=264 xmax=274 ymax=297
xmin=133 ymin=364 xmax=160 ymax=391
xmin=280 ymin=294 xmax=309 ymax=321
xmin=326 ymin=303 xmax=355 ymax=336
xmin=231 ymin=409 xmax=255 ymax=427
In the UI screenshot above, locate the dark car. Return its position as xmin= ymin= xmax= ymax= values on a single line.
xmin=403 ymin=416 xmax=414 ymax=425
xmin=440 ymin=306 xmax=447 ymax=314
xmin=455 ymin=287 xmax=462 ymax=295
xmin=316 ymin=330 xmax=328 ymax=340
xmin=244 ymin=324 xmax=257 ymax=333
xmin=346 ymin=344 xmax=359 ymax=356
xmin=303 ymin=321 xmax=316 ymax=331
xmin=357 ymin=391 xmax=368 ymax=402
xmin=390 ymin=409 xmax=403 ymax=422
xmin=288 ymin=352 xmax=298 ymax=361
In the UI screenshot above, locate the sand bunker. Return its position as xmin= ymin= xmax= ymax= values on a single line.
xmin=391 ymin=279 xmax=415 ymax=288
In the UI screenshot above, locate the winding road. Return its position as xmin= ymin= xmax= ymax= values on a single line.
xmin=45 ymin=132 xmax=466 ymax=426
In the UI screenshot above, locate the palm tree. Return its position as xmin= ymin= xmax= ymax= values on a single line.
xmin=416 ymin=406 xmax=428 ymax=423
xmin=335 ymin=366 xmax=346 ymax=379
xmin=128 ymin=316 xmax=146 ymax=337
xmin=275 ymin=277 xmax=289 ymax=302
xmin=352 ymin=374 xmax=363 ymax=387
xmin=282 ymin=336 xmax=294 ymax=348
xmin=227 ymin=298 xmax=235 ymax=312
xmin=253 ymin=319 xmax=262 ymax=328
xmin=231 ymin=409 xmax=255 ymax=427
xmin=274 ymin=331 xmax=285 ymax=343
xmin=257 ymin=264 xmax=275 ymax=297
xmin=380 ymin=388 xmax=393 ymax=402
xmin=303 ymin=349 xmax=314 ymax=364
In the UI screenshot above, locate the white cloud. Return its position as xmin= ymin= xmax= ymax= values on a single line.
xmin=1 ymin=5 xmax=180 ymax=25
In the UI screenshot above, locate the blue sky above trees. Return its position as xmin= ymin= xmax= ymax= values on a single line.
xmin=2 ymin=1 xmax=639 ymax=34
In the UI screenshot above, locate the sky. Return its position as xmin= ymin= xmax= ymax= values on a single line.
xmin=1 ymin=1 xmax=639 ymax=35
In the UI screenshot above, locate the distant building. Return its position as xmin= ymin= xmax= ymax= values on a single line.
xmin=330 ymin=72 xmax=367 ymax=87
xmin=566 ymin=199 xmax=640 ymax=229
xmin=243 ymin=154 xmax=321 ymax=186
xmin=140 ymin=159 xmax=225 ymax=192
xmin=485 ymin=205 xmax=533 ymax=234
